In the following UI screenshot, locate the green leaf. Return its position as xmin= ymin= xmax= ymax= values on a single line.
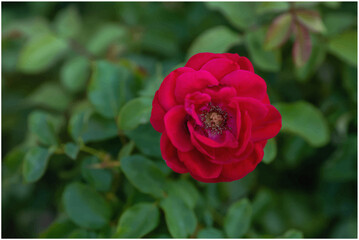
xmin=40 ymin=216 xmax=77 ymax=238
xmin=121 ymin=155 xmax=167 ymax=198
xmin=81 ymin=156 xmax=113 ymax=192
xmin=262 ymin=138 xmax=277 ymax=164
xmin=64 ymin=142 xmax=79 ymax=160
xmin=88 ymin=60 xmax=132 ymax=119
xmin=160 ymin=196 xmax=197 ymax=238
xmin=68 ymin=110 xmax=118 ymax=143
xmin=28 ymin=111 xmax=58 ymax=146
xmin=275 ymin=101 xmax=330 ymax=147
xmin=264 ymin=13 xmax=293 ymax=50
xmin=321 ymin=135 xmax=356 ymax=182
xmin=62 ymin=182 xmax=112 ymax=229
xmin=281 ymin=229 xmax=304 ymax=238
xmin=342 ymin=65 xmax=357 ymax=103
xmin=87 ymin=24 xmax=127 ymax=56
xmin=28 ymin=82 xmax=72 ymax=112
xmin=18 ymin=33 xmax=68 ymax=73
xmin=54 ymin=6 xmax=81 ymax=39
xmin=256 ymin=2 xmax=290 ymax=14
xmin=125 ymin=123 xmax=162 ymax=158
xmin=197 ymin=228 xmax=224 ymax=238
xmin=295 ymin=35 xmax=326 ymax=82
xmin=246 ymin=27 xmax=281 ymax=72
xmin=323 ymin=12 xmax=356 ymax=37
xmin=206 ymin=2 xmax=257 ymax=30
xmin=60 ymin=56 xmax=90 ymax=93
xmin=22 ymin=146 xmax=52 ymax=183
xmin=117 ymin=97 xmax=152 ymax=131
xmin=118 ymin=141 xmax=135 ymax=160
xmin=167 ymin=179 xmax=200 ymax=209
xmin=114 ymin=203 xmax=160 ymax=238
xmin=296 ymin=10 xmax=326 ymax=33
xmin=187 ymin=26 xmax=241 ymax=58
xmin=328 ymin=30 xmax=357 ymax=66
xmin=224 ymin=198 xmax=252 ymax=238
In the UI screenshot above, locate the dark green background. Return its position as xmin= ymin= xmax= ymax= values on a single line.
xmin=2 ymin=2 xmax=357 ymax=238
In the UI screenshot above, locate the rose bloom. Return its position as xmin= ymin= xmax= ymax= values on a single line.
xmin=150 ymin=53 xmax=282 ymax=183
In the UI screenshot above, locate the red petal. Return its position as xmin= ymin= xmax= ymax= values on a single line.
xmin=150 ymin=91 xmax=166 ymax=132
xmin=178 ymin=149 xmax=222 ymax=179
xmin=185 ymin=52 xmax=223 ymax=70
xmin=164 ymin=106 xmax=193 ymax=152
xmin=200 ymin=58 xmax=240 ymax=80
xmin=158 ymin=67 xmax=195 ymax=111
xmin=220 ymin=70 xmax=267 ymax=100
xmin=175 ymin=70 xmax=218 ymax=103
xmin=251 ymin=104 xmax=282 ymax=141
xmin=237 ymin=56 xmax=254 ymax=72
xmin=230 ymin=97 xmax=269 ymax=120
xmin=184 ymin=92 xmax=211 ymax=126
xmin=160 ymin=132 xmax=188 ymax=174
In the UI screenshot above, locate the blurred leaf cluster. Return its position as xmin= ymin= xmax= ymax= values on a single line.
xmin=2 ymin=2 xmax=357 ymax=238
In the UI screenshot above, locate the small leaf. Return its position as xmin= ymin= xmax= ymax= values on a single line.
xmin=246 ymin=27 xmax=281 ymax=72
xmin=87 ymin=24 xmax=127 ymax=56
xmin=60 ymin=56 xmax=90 ymax=93
xmin=281 ymin=229 xmax=304 ymax=238
xmin=28 ymin=111 xmax=58 ymax=146
xmin=323 ymin=12 xmax=356 ymax=37
xmin=256 ymin=2 xmax=290 ymax=14
xmin=54 ymin=6 xmax=81 ymax=39
xmin=167 ymin=179 xmax=200 ymax=209
xmin=262 ymin=138 xmax=277 ymax=164
xmin=114 ymin=203 xmax=160 ymax=238
xmin=121 ymin=155 xmax=167 ymax=198
xmin=264 ymin=13 xmax=293 ymax=50
xmin=160 ymin=196 xmax=197 ymax=238
xmin=197 ymin=228 xmax=224 ymax=238
xmin=18 ymin=33 xmax=68 ymax=73
xmin=28 ymin=82 xmax=72 ymax=112
xmin=187 ymin=26 xmax=241 ymax=58
xmin=118 ymin=141 xmax=135 ymax=160
xmin=206 ymin=2 xmax=257 ymax=30
xmin=328 ymin=30 xmax=357 ymax=66
xmin=117 ymin=97 xmax=152 ymax=131
xmin=40 ymin=216 xmax=77 ymax=238
xmin=296 ymin=10 xmax=326 ymax=33
xmin=22 ymin=146 xmax=52 ymax=183
xmin=292 ymin=23 xmax=312 ymax=67
xmin=275 ymin=101 xmax=330 ymax=147
xmin=224 ymin=198 xmax=252 ymax=238
xmin=68 ymin=110 xmax=118 ymax=143
xmin=64 ymin=142 xmax=79 ymax=160
xmin=88 ymin=60 xmax=132 ymax=119
xmin=81 ymin=156 xmax=113 ymax=192
xmin=62 ymin=182 xmax=112 ymax=229
xmin=125 ymin=123 xmax=162 ymax=158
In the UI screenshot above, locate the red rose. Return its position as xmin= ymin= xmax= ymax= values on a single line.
xmin=150 ymin=52 xmax=282 ymax=183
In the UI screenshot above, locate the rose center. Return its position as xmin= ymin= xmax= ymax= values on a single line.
xmin=200 ymin=103 xmax=229 ymax=135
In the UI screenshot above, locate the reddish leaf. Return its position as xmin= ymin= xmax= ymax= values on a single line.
xmin=264 ymin=12 xmax=293 ymax=50
xmin=296 ymin=10 xmax=326 ymax=33
xmin=292 ymin=23 xmax=312 ymax=67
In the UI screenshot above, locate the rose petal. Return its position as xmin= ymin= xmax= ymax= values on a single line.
xmin=237 ymin=56 xmax=254 ymax=72
xmin=164 ymin=106 xmax=193 ymax=152
xmin=184 ymin=92 xmax=211 ymax=126
xmin=185 ymin=52 xmax=223 ymax=70
xmin=178 ymin=149 xmax=222 ymax=179
xmin=160 ymin=132 xmax=188 ymax=174
xmin=158 ymin=67 xmax=195 ymax=110
xmin=221 ymin=70 xmax=267 ymax=100
xmin=203 ymin=87 xmax=237 ymax=104
xmin=150 ymin=91 xmax=166 ymax=132
xmin=200 ymin=58 xmax=240 ymax=80
xmin=251 ymin=105 xmax=282 ymax=141
xmin=230 ymin=97 xmax=269 ymax=120
xmin=175 ymin=70 xmax=218 ymax=103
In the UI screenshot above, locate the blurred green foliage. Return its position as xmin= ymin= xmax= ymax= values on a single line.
xmin=2 ymin=2 xmax=357 ymax=238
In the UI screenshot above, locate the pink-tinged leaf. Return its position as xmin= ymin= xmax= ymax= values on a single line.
xmin=292 ymin=23 xmax=312 ymax=68
xmin=296 ymin=10 xmax=326 ymax=33
xmin=264 ymin=12 xmax=293 ymax=50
